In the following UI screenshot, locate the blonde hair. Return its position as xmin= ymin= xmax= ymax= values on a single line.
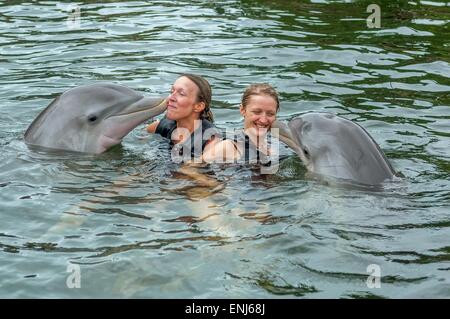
xmin=241 ymin=83 xmax=280 ymax=110
xmin=181 ymin=73 xmax=214 ymax=123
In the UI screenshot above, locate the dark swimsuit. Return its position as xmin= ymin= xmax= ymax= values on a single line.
xmin=231 ymin=131 xmax=272 ymax=166
xmin=155 ymin=117 xmax=220 ymax=159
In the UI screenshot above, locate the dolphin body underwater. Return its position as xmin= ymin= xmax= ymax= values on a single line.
xmin=25 ymin=83 xmax=167 ymax=154
xmin=273 ymin=112 xmax=397 ymax=186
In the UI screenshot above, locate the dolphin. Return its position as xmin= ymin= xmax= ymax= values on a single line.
xmin=25 ymin=83 xmax=167 ymax=154
xmin=272 ymin=112 xmax=397 ymax=186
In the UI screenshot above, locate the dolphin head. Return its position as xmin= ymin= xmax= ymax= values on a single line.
xmin=286 ymin=113 xmax=353 ymax=178
xmin=273 ymin=112 xmax=395 ymax=185
xmin=25 ymin=83 xmax=167 ymax=154
xmin=272 ymin=119 xmax=310 ymax=167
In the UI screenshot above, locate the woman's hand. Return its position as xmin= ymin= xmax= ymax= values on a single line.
xmin=146 ymin=120 xmax=160 ymax=133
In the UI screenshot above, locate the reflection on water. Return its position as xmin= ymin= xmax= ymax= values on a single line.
xmin=0 ymin=0 xmax=449 ymax=298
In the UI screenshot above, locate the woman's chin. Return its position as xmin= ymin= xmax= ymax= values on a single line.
xmin=245 ymin=127 xmax=268 ymax=137
xmin=166 ymin=112 xmax=178 ymax=121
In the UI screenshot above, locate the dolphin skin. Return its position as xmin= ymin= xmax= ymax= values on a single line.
xmin=273 ymin=112 xmax=396 ymax=186
xmin=25 ymin=83 xmax=166 ymax=154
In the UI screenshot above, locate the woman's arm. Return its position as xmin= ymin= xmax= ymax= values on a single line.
xmin=146 ymin=120 xmax=160 ymax=133
xmin=202 ymin=138 xmax=239 ymax=164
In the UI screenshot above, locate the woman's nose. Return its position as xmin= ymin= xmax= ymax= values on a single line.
xmin=168 ymin=92 xmax=176 ymax=101
xmin=259 ymin=115 xmax=269 ymax=124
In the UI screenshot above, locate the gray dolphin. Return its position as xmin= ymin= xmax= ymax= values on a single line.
xmin=272 ymin=112 xmax=396 ymax=186
xmin=25 ymin=83 xmax=167 ymax=154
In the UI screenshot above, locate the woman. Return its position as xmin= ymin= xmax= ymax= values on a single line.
xmin=147 ymin=74 xmax=220 ymax=162
xmin=202 ymin=83 xmax=279 ymax=165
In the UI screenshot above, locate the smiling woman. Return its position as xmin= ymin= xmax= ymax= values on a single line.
xmin=202 ymin=83 xmax=280 ymax=165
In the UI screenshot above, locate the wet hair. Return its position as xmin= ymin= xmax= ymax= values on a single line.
xmin=180 ymin=73 xmax=214 ymax=123
xmin=241 ymin=83 xmax=280 ymax=111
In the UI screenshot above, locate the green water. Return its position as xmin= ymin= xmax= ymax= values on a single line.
xmin=0 ymin=0 xmax=449 ymax=298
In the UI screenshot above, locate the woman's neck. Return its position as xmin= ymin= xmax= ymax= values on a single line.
xmin=176 ymin=116 xmax=201 ymax=134
xmin=244 ymin=128 xmax=269 ymax=155
xmin=172 ymin=116 xmax=201 ymax=144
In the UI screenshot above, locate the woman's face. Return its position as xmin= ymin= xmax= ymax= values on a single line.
xmin=240 ymin=94 xmax=278 ymax=137
xmin=166 ymin=76 xmax=201 ymax=121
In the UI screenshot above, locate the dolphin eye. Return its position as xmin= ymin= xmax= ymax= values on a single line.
xmin=303 ymin=147 xmax=310 ymax=158
xmin=88 ymin=115 xmax=98 ymax=123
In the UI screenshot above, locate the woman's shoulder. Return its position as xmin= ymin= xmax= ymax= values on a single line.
xmin=154 ymin=117 xmax=177 ymax=138
xmin=202 ymin=138 xmax=239 ymax=163
xmin=146 ymin=120 xmax=160 ymax=133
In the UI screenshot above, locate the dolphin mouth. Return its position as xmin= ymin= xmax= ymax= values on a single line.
xmin=110 ymin=97 xmax=167 ymax=118
xmin=97 ymin=97 xmax=167 ymax=152
xmin=271 ymin=120 xmax=301 ymax=153
xmin=271 ymin=119 xmax=311 ymax=166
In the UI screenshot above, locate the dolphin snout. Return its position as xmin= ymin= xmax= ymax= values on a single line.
xmin=117 ymin=96 xmax=167 ymax=116
xmin=271 ymin=120 xmax=302 ymax=154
